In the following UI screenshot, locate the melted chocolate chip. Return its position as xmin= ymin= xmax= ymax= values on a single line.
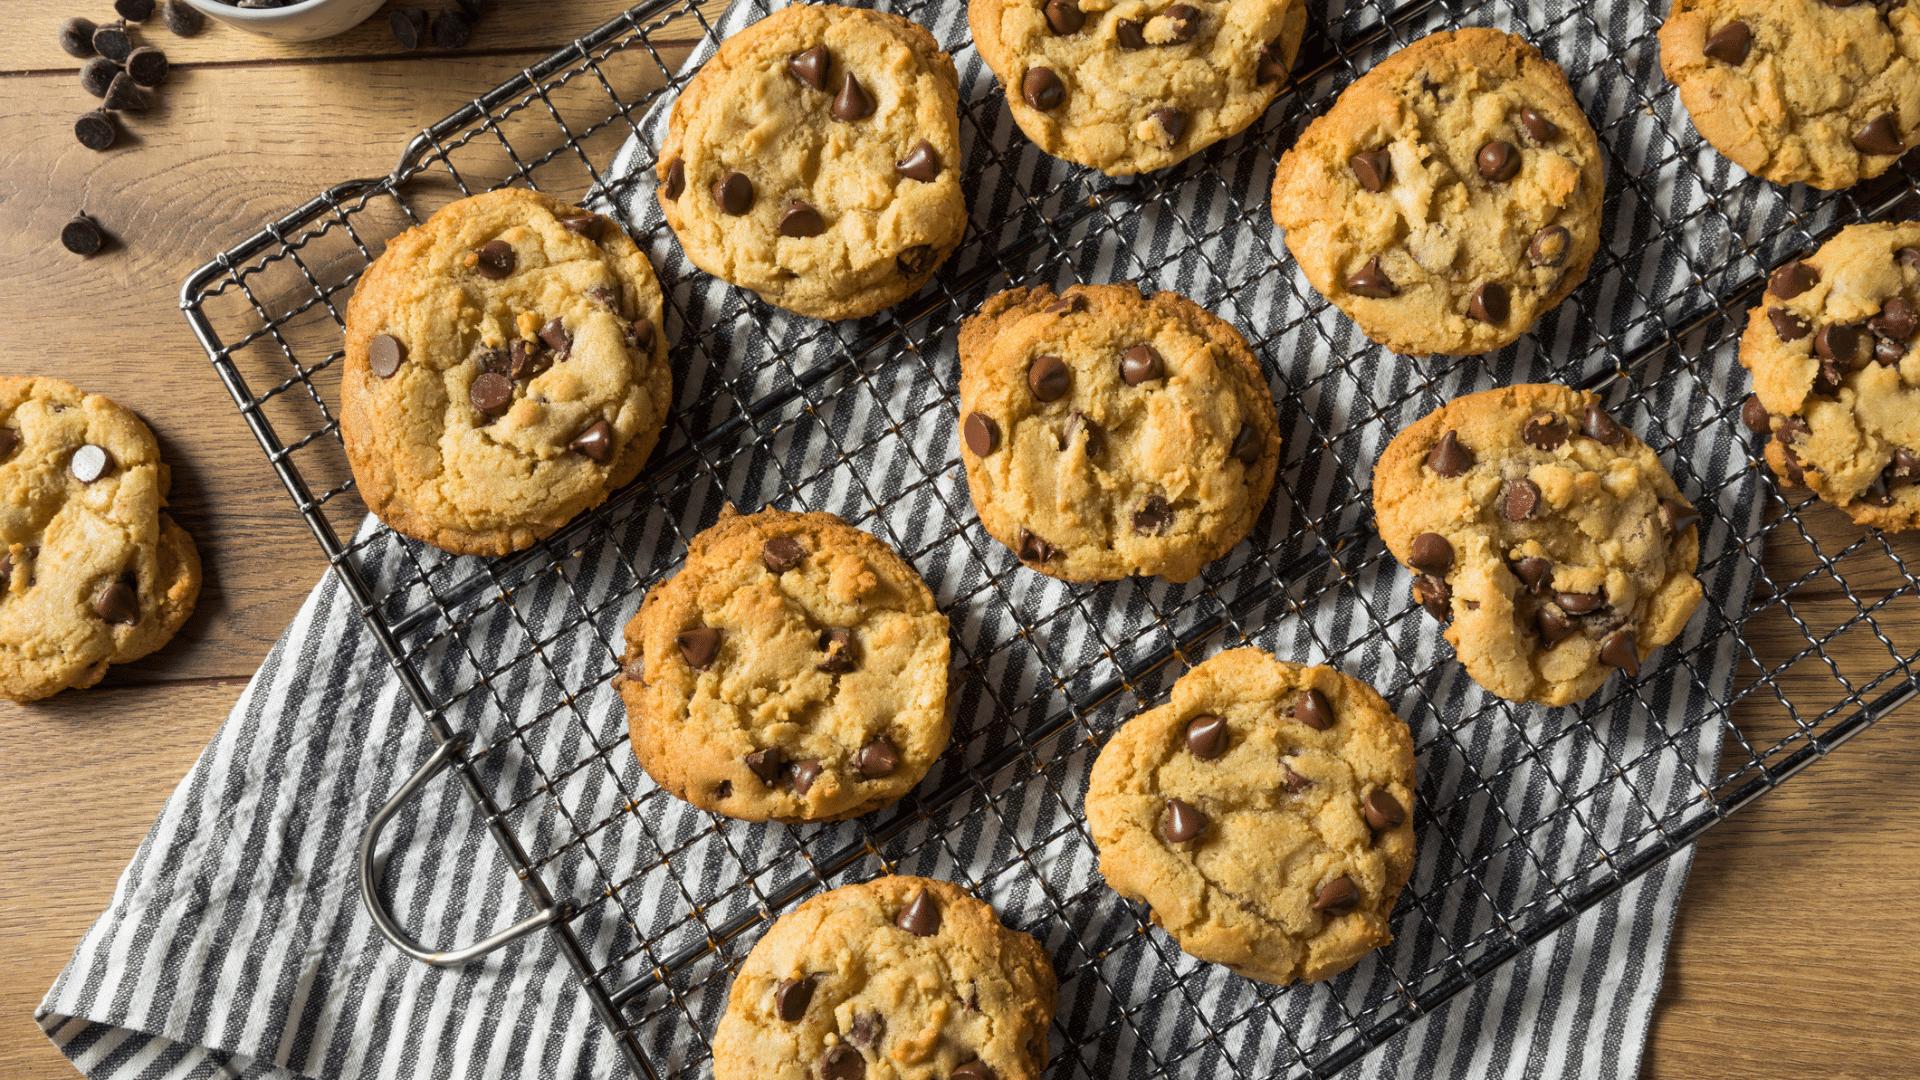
xmin=745 ymin=747 xmax=787 ymax=785
xmin=1556 ymin=589 xmax=1605 ymax=615
xmin=1312 ymin=875 xmax=1359 ymax=913
xmin=712 ymin=172 xmax=754 ymax=214
xmin=473 ymin=240 xmax=515 ymax=280
xmin=846 ymin=1012 xmax=885 ymax=1048
xmin=539 ymin=317 xmax=572 ymax=360
xmin=1598 ymin=628 xmax=1640 ymax=675
xmin=1517 ymin=107 xmax=1560 ymax=143
xmin=1501 ymin=478 xmax=1541 ymax=522
xmin=787 ymin=45 xmax=830 ymax=90
xmin=1740 ymin=394 xmax=1772 ymax=434
xmin=1659 ymin=497 xmax=1699 ymax=538
xmin=1121 ymin=344 xmax=1165 ymax=385
xmin=1408 ymin=531 xmax=1454 ymax=574
xmin=856 ymin=735 xmax=900 ymax=778
xmin=1768 ymin=308 xmax=1811 ymax=342
xmin=1362 ymin=788 xmax=1406 ymax=831
xmin=1062 ymin=409 xmax=1102 ymax=458
xmin=662 ymin=159 xmax=685 ymax=200
xmin=896 ymin=244 xmax=935 ymax=276
xmin=1185 ymin=714 xmax=1228 ymax=759
xmin=1230 ymin=422 xmax=1262 ymax=466
xmin=778 ymin=199 xmax=826 ymax=238
xmin=677 ymin=626 xmax=720 ymax=669
xmin=1294 ymin=688 xmax=1334 ymax=730
xmin=1813 ymin=323 xmax=1865 ymax=367
xmin=1255 ymin=37 xmax=1290 ymax=83
xmin=1115 ymin=18 xmax=1146 ymax=48
xmin=1346 ymin=256 xmax=1396 ymax=298
xmin=90 ymin=575 xmax=138 ymax=624
xmin=1768 ymin=260 xmax=1817 ymax=300
xmin=1702 ymin=20 xmax=1752 ymax=64
xmin=1161 ymin=4 xmax=1201 ymax=42
xmin=1853 ymin=112 xmax=1904 ymax=156
xmin=1582 ymin=404 xmax=1627 ymax=446
xmin=1017 ymin=529 xmax=1057 ymax=563
xmin=1522 ymin=411 xmax=1570 ymax=451
xmin=1161 ymin=797 xmax=1207 ymax=843
xmin=469 ymin=372 xmax=514 ymax=418
xmin=1133 ymin=495 xmax=1174 ymax=535
xmin=1871 ymin=297 xmax=1917 ymax=342
xmin=1023 ymin=67 xmax=1066 ymax=111
xmin=1427 ymin=430 xmax=1473 ymax=476
xmin=559 ymin=211 xmax=605 ymax=241
xmin=1468 ymin=282 xmax=1510 ymax=324
xmin=775 ymin=976 xmax=815 ymax=1021
xmin=895 ymin=140 xmax=942 ymax=181
xmin=1412 ymin=574 xmax=1451 ymax=621
xmin=1536 ymin=607 xmax=1576 ymax=645
xmin=1349 ymin=148 xmax=1392 ymax=192
xmin=568 ymin=419 xmax=613 ymax=463
xmin=763 ymin=535 xmax=806 ymax=573
xmin=896 ymin=889 xmax=940 ymax=935
xmin=1511 ymin=556 xmax=1553 ymax=594
xmin=628 ymin=317 xmax=656 ymax=352
xmin=1476 ymin=140 xmax=1520 ymax=182
xmin=1044 ymin=0 xmax=1084 ymax=34
xmin=818 ymin=1044 xmax=865 ymax=1080
xmin=1528 ymin=226 xmax=1570 ymax=268
xmin=1150 ymin=107 xmax=1188 ymax=145
xmin=951 ymin=1060 xmax=996 ymax=1080
xmin=816 ymin=628 xmax=858 ymax=673
xmin=1028 ymin=354 xmax=1070 ymax=401
xmin=788 ymin=760 xmax=822 ymax=795
xmin=831 ymin=71 xmax=875 ymax=122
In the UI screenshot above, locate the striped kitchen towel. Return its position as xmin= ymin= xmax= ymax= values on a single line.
xmin=40 ymin=0 xmax=1809 ymax=1076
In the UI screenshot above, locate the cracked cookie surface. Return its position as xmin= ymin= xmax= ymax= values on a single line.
xmin=711 ymin=875 xmax=1056 ymax=1080
xmin=1738 ymin=222 xmax=1920 ymax=531
xmin=1659 ymin=0 xmax=1920 ymax=191
xmin=622 ymin=507 xmax=950 ymax=822
xmin=0 ymin=376 xmax=200 ymax=701
xmin=1085 ymin=648 xmax=1415 ymax=985
xmin=969 ymin=0 xmax=1308 ymax=175
xmin=341 ymin=187 xmax=670 ymax=556
xmin=656 ymin=3 xmax=966 ymax=320
xmin=1372 ymin=384 xmax=1703 ymax=707
xmin=956 ymin=284 xmax=1279 ymax=583
xmin=1271 ymin=28 xmax=1605 ymax=356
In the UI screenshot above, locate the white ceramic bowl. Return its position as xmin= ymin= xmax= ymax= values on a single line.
xmin=182 ymin=0 xmax=388 ymax=41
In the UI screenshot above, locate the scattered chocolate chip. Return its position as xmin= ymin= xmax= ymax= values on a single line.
xmin=1768 ymin=260 xmax=1817 ymax=299
xmin=1294 ymin=688 xmax=1334 ymax=730
xmin=1044 ymin=0 xmax=1084 ymax=34
xmin=91 ymin=578 xmax=138 ymax=625
xmin=1185 ymin=714 xmax=1228 ymax=759
xmin=1120 ymin=344 xmax=1164 ymax=385
xmin=1133 ymin=495 xmax=1173 ymax=535
xmin=1476 ymin=140 xmax=1520 ymax=182
xmin=896 ymin=244 xmax=935 ymax=276
xmin=1412 ymin=574 xmax=1451 ymax=620
xmin=1028 ymin=354 xmax=1070 ymax=401
xmin=1528 ymin=225 xmax=1570 ymax=268
xmin=1427 ymin=430 xmax=1473 ymax=476
xmin=1256 ymin=36 xmax=1290 ymax=83
xmin=104 ymin=73 xmax=147 ymax=112
xmin=1511 ymin=556 xmax=1553 ymax=594
xmin=117 ymin=0 xmax=154 ymax=19
xmin=857 ymin=735 xmax=900 ymax=777
xmin=1599 ymin=628 xmax=1640 ymax=675
xmin=1501 ymin=478 xmax=1541 ymax=521
xmin=1702 ymin=19 xmax=1752 ymax=64
xmin=1150 ymin=106 xmax=1188 ymax=145
xmin=1017 ymin=529 xmax=1057 ymax=563
xmin=778 ymin=199 xmax=826 ymax=238
xmin=163 ymin=1 xmax=202 ymax=36
xmin=1023 ymin=67 xmax=1066 ymax=110
xmin=1517 ymin=107 xmax=1560 ymax=143
xmin=896 ymin=140 xmax=941 ymax=181
xmin=818 ymin=1044 xmax=865 ymax=1080
xmin=1768 ymin=308 xmax=1811 ymax=342
xmin=1468 ymin=282 xmax=1510 ymax=324
xmin=1871 ymin=297 xmax=1917 ymax=342
xmin=1362 ymin=788 xmax=1405 ymax=831
xmin=1740 ymin=394 xmax=1771 ymax=434
xmin=745 ymin=747 xmax=786 ymax=785
xmin=1408 ymin=531 xmax=1453 ymax=574
xmin=1522 ymin=411 xmax=1570 ymax=451
xmin=788 ymin=45 xmax=830 ymax=89
xmin=126 ymin=46 xmax=169 ymax=87
xmin=847 ymin=1012 xmax=885 ymax=1048
xmin=430 ymin=11 xmax=472 ymax=50
xmin=963 ymin=412 xmax=1000 ymax=456
xmin=678 ymin=626 xmax=720 ymax=670
xmin=1161 ymin=797 xmax=1207 ymax=843
xmin=762 ymin=535 xmax=806 ymax=573
xmin=94 ymin=22 xmax=132 ymax=63
xmin=1161 ymin=4 xmax=1201 ymax=43
xmin=390 ymin=6 xmax=428 ymax=48
xmin=775 ymin=976 xmax=815 ymax=1021
xmin=832 ymin=71 xmax=874 ymax=122
xmin=75 ymin=111 xmax=117 ymax=152
xmin=662 ymin=159 xmax=685 ymax=200
xmin=817 ymin=628 xmax=858 ymax=673
xmin=1345 ymin=256 xmax=1396 ymax=298
xmin=62 ymin=213 xmax=105 ymax=257
xmin=473 ymin=240 xmax=515 ymax=280
xmin=569 ymin=419 xmax=613 ymax=463
xmin=1853 ymin=112 xmax=1903 ymax=156
xmin=1536 ymin=607 xmax=1576 ymax=645
xmin=1659 ymin=497 xmax=1699 ymax=538
xmin=60 ymin=17 xmax=98 ymax=58
xmin=712 ymin=172 xmax=754 ymax=215
xmin=951 ymin=1060 xmax=995 ymax=1080
xmin=369 ymin=334 xmax=407 ymax=378
xmin=1230 ymin=422 xmax=1262 ymax=466
xmin=896 ymin=889 xmax=940 ymax=935
xmin=1349 ymin=148 xmax=1392 ymax=192
xmin=69 ymin=444 xmax=111 ymax=483
xmin=1116 ymin=18 xmax=1146 ymax=49
xmin=469 ymin=371 xmax=513 ymax=417
xmin=81 ymin=57 xmax=119 ymax=98
xmin=1555 ymin=589 xmax=1604 ymax=615
xmin=788 ymin=758 xmax=822 ymax=795
xmin=1313 ymin=875 xmax=1359 ymax=914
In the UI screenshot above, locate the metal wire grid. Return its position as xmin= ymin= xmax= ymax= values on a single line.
xmin=176 ymin=0 xmax=1920 ymax=1076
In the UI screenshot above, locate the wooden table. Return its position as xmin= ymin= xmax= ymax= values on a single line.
xmin=1 ymin=5 xmax=1915 ymax=1077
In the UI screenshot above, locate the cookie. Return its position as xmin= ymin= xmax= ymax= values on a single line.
xmin=1372 ymin=384 xmax=1704 ymax=707
xmin=1659 ymin=0 xmax=1920 ymax=191
xmin=655 ymin=4 xmax=966 ymax=321
xmin=1270 ymin=28 xmax=1605 ymax=357
xmin=956 ymin=284 xmax=1280 ymax=583
xmin=0 ymin=377 xmax=201 ymax=702
xmin=622 ymin=507 xmax=950 ymax=822
xmin=1085 ymin=648 xmax=1415 ymax=985
xmin=340 ymin=187 xmax=671 ymax=556
xmin=1738 ymin=223 xmax=1920 ymax=531
xmin=969 ymin=0 xmax=1309 ymax=175
xmin=710 ymin=875 xmax=1056 ymax=1080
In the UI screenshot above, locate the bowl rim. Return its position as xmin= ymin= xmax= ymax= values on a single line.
xmin=180 ymin=0 xmax=363 ymax=21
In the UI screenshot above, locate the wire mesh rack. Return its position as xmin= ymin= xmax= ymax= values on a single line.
xmin=178 ymin=0 xmax=1920 ymax=1076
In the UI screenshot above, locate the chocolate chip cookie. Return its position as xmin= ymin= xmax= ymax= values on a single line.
xmin=655 ymin=3 xmax=966 ymax=320
xmin=1372 ymin=384 xmax=1704 ymax=707
xmin=340 ymin=187 xmax=671 ymax=556
xmin=1659 ymin=0 xmax=1919 ymax=191
xmin=710 ymin=875 xmax=1055 ymax=1080
xmin=1271 ymin=28 xmax=1605 ymax=356
xmin=1085 ymin=648 xmax=1415 ymax=985
xmin=956 ymin=284 xmax=1280 ymax=583
xmin=622 ymin=507 xmax=951 ymax=822
xmin=969 ymin=0 xmax=1309 ymax=175
xmin=1738 ymin=223 xmax=1920 ymax=531
xmin=0 ymin=376 xmax=201 ymax=702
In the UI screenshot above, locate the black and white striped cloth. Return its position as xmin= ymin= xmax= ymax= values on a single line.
xmin=40 ymin=0 xmax=1798 ymax=1076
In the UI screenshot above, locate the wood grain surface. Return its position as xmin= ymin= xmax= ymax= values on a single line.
xmin=1 ymin=4 xmax=1916 ymax=1078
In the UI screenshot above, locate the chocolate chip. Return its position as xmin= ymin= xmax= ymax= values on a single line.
xmin=963 ymin=412 xmax=1000 ymax=456
xmin=712 ymin=172 xmax=754 ymax=215
xmin=559 ymin=211 xmax=605 ymax=241
xmin=1528 ymin=226 xmax=1570 ymax=268
xmin=1185 ymin=714 xmax=1228 ymax=759
xmin=1028 ymin=354 xmax=1070 ymax=401
xmin=539 ymin=317 xmax=573 ymax=360
xmin=104 ymin=73 xmax=147 ymax=112
xmin=788 ymin=758 xmax=822 ymax=795
xmin=1863 ymin=471 xmax=1895 ymax=506
xmin=1556 ymin=589 xmax=1604 ymax=615
xmin=1901 ymin=247 xmax=1920 ymax=272
xmin=1230 ymin=422 xmax=1262 ymax=466
xmin=1468 ymin=282 xmax=1510 ymax=324
xmin=586 ymin=285 xmax=621 ymax=314
xmin=0 ymin=553 xmax=12 ymax=591
xmin=744 ymin=748 xmax=787 ymax=786
xmin=1536 ymin=607 xmax=1576 ymax=645
xmin=1161 ymin=797 xmax=1207 ymax=843
xmin=1780 ymin=444 xmax=1807 ymax=485
xmin=1412 ymin=574 xmax=1451 ymax=620
xmin=895 ymin=140 xmax=941 ymax=181
xmin=763 ymin=535 xmax=806 ymax=572
xmin=628 ymin=317 xmax=657 ymax=352
xmin=390 ymin=6 xmax=428 ymax=48
xmin=568 ymin=419 xmax=613 ymax=463
xmin=62 ymin=213 xmax=105 ymax=257
xmin=818 ymin=1044 xmax=865 ymax=1080
xmin=469 ymin=371 xmax=513 ymax=418
xmin=1294 ymin=688 xmax=1334 ymax=730
xmin=1282 ymin=760 xmax=1313 ymax=792
xmin=1427 ymin=430 xmax=1473 ymax=476
xmin=91 ymin=578 xmax=138 ymax=625
xmin=1161 ymin=4 xmax=1201 ymax=43
xmin=1408 ymin=531 xmax=1453 ymax=574
xmin=1132 ymin=495 xmax=1174 ymax=535
xmin=81 ymin=57 xmax=118 ymax=98
xmin=857 ymin=735 xmax=900 ymax=777
xmin=1501 ymin=478 xmax=1541 ymax=521
xmin=817 ymin=628 xmax=858 ymax=673
xmin=1877 ymin=335 xmax=1906 ymax=365
xmin=896 ymin=245 xmax=935 ymax=277
xmin=364 ymin=333 xmax=407 ymax=381
xmin=163 ymin=1 xmax=202 ymax=36
xmin=1576 ymin=407 xmax=1624 ymax=449
xmin=677 ymin=626 xmax=720 ymax=670
xmin=1150 ymin=107 xmax=1188 ymax=145
xmin=1349 ymin=148 xmax=1392 ymax=192
xmin=779 ymin=199 xmax=826 ymax=238
xmin=473 ymin=240 xmax=515 ymax=280
xmin=1871 ymin=297 xmax=1917 ymax=342
xmin=1313 ymin=875 xmax=1359 ymax=914
xmin=1599 ymin=628 xmax=1640 ymax=675
xmin=1255 ymin=36 xmax=1290 ymax=83
xmin=69 ymin=444 xmax=112 ymax=483
xmin=831 ymin=71 xmax=875 ymax=122
xmin=1346 ymin=256 xmax=1396 ymax=298
xmin=1703 ymin=19 xmax=1752 ymax=64
xmin=60 ymin=17 xmax=97 ymax=57
xmin=1769 ymin=308 xmax=1812 ymax=342
xmin=1511 ymin=556 xmax=1553 ymax=594
xmin=1115 ymin=18 xmax=1146 ymax=49
xmin=1517 ymin=107 xmax=1560 ymax=143
xmin=788 ymin=46 xmax=830 ymax=90
xmin=1659 ymin=497 xmax=1699 ymax=538
xmin=951 ymin=1060 xmax=996 ymax=1080
xmin=896 ymin=889 xmax=940 ymax=935
xmin=75 ymin=111 xmax=117 ymax=152
xmin=1740 ymin=394 xmax=1771 ymax=434
xmin=775 ymin=976 xmax=814 ymax=1021
xmin=1768 ymin=260 xmax=1817 ymax=299
xmin=94 ymin=22 xmax=132 ymax=63
xmin=430 ymin=10 xmax=471 ymax=48
xmin=506 ymin=339 xmax=543 ymax=380
xmin=1853 ymin=112 xmax=1903 ymax=156
xmin=1891 ymin=447 xmax=1920 ymax=483
xmin=1476 ymin=140 xmax=1520 ymax=182
xmin=1044 ymin=0 xmax=1084 ymax=34
xmin=1120 ymin=344 xmax=1164 ymax=385
xmin=1813 ymin=324 xmax=1865 ymax=374
xmin=847 ymin=1012 xmax=885 ymax=1048
xmin=126 ymin=46 xmax=169 ymax=87
xmin=1023 ymin=67 xmax=1066 ymax=110
xmin=1522 ymin=411 xmax=1569 ymax=451
xmin=1017 ymin=529 xmax=1057 ymax=563
xmin=662 ymin=159 xmax=685 ymax=200
xmin=1362 ymin=789 xmax=1405 ymax=831
xmin=0 ymin=429 xmax=17 ymax=460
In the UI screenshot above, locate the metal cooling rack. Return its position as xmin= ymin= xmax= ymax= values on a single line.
xmin=179 ymin=0 xmax=1920 ymax=1076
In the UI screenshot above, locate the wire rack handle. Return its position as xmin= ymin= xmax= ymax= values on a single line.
xmin=358 ymin=733 xmax=567 ymax=966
